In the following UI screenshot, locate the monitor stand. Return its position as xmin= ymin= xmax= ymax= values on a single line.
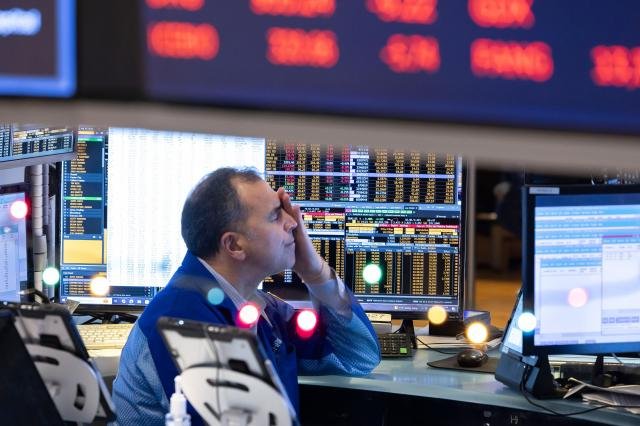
xmin=398 ymin=319 xmax=417 ymax=349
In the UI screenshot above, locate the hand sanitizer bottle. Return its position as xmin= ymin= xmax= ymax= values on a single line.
xmin=165 ymin=375 xmax=191 ymax=426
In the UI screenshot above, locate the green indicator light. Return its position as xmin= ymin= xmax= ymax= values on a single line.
xmin=400 ymin=348 xmax=408 ymax=354
xmin=362 ymin=264 xmax=382 ymax=284
xmin=42 ymin=267 xmax=60 ymax=286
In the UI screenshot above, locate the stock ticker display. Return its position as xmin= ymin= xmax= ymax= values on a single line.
xmin=0 ymin=124 xmax=74 ymax=168
xmin=142 ymin=0 xmax=640 ymax=133
xmin=263 ymin=140 xmax=464 ymax=315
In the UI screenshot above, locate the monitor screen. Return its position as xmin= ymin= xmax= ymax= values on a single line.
xmin=60 ymin=130 xmax=465 ymax=316
xmin=59 ymin=127 xmax=265 ymax=310
xmin=0 ymin=0 xmax=75 ymax=97
xmin=141 ymin=0 xmax=640 ymax=134
xmin=262 ymin=142 xmax=465 ymax=318
xmin=523 ymin=184 xmax=640 ymax=356
xmin=0 ymin=186 xmax=30 ymax=302
xmin=0 ymin=123 xmax=75 ymax=169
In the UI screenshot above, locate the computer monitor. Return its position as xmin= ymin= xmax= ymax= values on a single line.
xmin=58 ymin=127 xmax=265 ymax=311
xmin=262 ymin=142 xmax=466 ymax=321
xmin=0 ymin=123 xmax=75 ymax=169
xmin=0 ymin=184 xmax=31 ymax=302
xmin=0 ymin=0 xmax=75 ymax=97
xmin=522 ymin=184 xmax=640 ymax=357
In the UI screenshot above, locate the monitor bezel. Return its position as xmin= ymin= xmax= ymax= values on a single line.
xmin=0 ymin=182 xmax=33 ymax=303
xmin=522 ymin=183 xmax=640 ymax=356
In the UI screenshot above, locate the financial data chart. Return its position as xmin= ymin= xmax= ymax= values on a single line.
xmin=0 ymin=124 xmax=74 ymax=168
xmin=142 ymin=0 xmax=640 ymax=133
xmin=263 ymin=141 xmax=464 ymax=315
xmin=533 ymin=193 xmax=640 ymax=348
xmin=0 ymin=191 xmax=28 ymax=302
xmin=59 ymin=127 xmax=265 ymax=308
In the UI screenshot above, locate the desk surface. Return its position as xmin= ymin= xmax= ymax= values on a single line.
xmin=299 ymin=349 xmax=639 ymax=426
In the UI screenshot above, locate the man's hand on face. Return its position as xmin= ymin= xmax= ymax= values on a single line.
xmin=278 ymin=187 xmax=332 ymax=285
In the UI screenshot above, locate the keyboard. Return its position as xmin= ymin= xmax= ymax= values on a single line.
xmin=77 ymin=323 xmax=134 ymax=350
xmin=378 ymin=333 xmax=414 ymax=357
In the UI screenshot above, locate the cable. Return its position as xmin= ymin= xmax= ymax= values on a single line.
xmin=519 ymin=364 xmax=640 ymax=417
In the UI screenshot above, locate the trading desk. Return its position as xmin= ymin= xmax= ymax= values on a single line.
xmin=298 ymin=349 xmax=639 ymax=426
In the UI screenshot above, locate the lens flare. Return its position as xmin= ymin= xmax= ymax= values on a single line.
xmin=238 ymin=303 xmax=260 ymax=327
xmin=10 ymin=200 xmax=28 ymax=219
xmin=466 ymin=322 xmax=489 ymax=343
xmin=427 ymin=305 xmax=448 ymax=325
xmin=89 ymin=276 xmax=110 ymax=296
xmin=42 ymin=267 xmax=60 ymax=286
xmin=362 ymin=264 xmax=382 ymax=284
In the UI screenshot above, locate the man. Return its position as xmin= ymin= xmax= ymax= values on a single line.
xmin=112 ymin=167 xmax=380 ymax=425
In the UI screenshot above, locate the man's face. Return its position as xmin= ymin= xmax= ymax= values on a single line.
xmin=235 ymin=179 xmax=298 ymax=277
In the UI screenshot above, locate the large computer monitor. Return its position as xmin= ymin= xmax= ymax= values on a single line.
xmin=58 ymin=127 xmax=265 ymax=311
xmin=522 ymin=184 xmax=640 ymax=357
xmin=0 ymin=184 xmax=31 ymax=302
xmin=262 ymin=142 xmax=466 ymax=320
xmin=60 ymin=131 xmax=466 ymax=320
xmin=0 ymin=123 xmax=75 ymax=169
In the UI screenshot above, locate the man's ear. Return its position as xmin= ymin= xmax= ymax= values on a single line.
xmin=220 ymin=231 xmax=247 ymax=261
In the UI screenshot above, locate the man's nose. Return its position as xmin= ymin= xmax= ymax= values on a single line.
xmin=284 ymin=211 xmax=297 ymax=231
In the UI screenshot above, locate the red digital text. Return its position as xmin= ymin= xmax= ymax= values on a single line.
xmin=380 ymin=34 xmax=440 ymax=73
xmin=266 ymin=27 xmax=339 ymax=68
xmin=147 ymin=22 xmax=219 ymax=60
xmin=470 ymin=38 xmax=553 ymax=82
xmin=250 ymin=0 xmax=335 ymax=17
xmin=591 ymin=45 xmax=640 ymax=90
xmin=145 ymin=0 xmax=204 ymax=11
xmin=468 ymin=0 xmax=534 ymax=28
xmin=366 ymin=0 xmax=438 ymax=24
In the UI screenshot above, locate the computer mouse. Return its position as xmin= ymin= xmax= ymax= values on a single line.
xmin=456 ymin=348 xmax=488 ymax=368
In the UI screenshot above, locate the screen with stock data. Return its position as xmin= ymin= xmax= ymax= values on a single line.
xmin=0 ymin=190 xmax=29 ymax=302
xmin=59 ymin=127 xmax=265 ymax=309
xmin=60 ymin=129 xmax=464 ymax=315
xmin=142 ymin=0 xmax=640 ymax=134
xmin=524 ymin=185 xmax=640 ymax=355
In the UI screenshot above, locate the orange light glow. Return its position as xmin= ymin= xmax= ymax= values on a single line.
xmin=591 ymin=45 xmax=640 ymax=90
xmin=380 ymin=34 xmax=440 ymax=73
xmin=267 ymin=27 xmax=339 ymax=68
xmin=470 ymin=38 xmax=553 ymax=82
xmin=251 ymin=0 xmax=335 ymax=18
xmin=366 ymin=0 xmax=438 ymax=24
xmin=147 ymin=22 xmax=219 ymax=60
xmin=146 ymin=0 xmax=204 ymax=11
xmin=468 ymin=0 xmax=534 ymax=28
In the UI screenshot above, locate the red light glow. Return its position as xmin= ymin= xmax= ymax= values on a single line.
xmin=470 ymin=38 xmax=553 ymax=82
xmin=468 ymin=0 xmax=534 ymax=29
xmin=251 ymin=0 xmax=335 ymax=18
xmin=591 ymin=45 xmax=640 ymax=90
xmin=366 ymin=0 xmax=438 ymax=24
xmin=567 ymin=288 xmax=589 ymax=308
xmin=238 ymin=303 xmax=261 ymax=327
xmin=296 ymin=309 xmax=318 ymax=338
xmin=147 ymin=22 xmax=219 ymax=60
xmin=267 ymin=28 xmax=339 ymax=68
xmin=380 ymin=34 xmax=440 ymax=74
xmin=10 ymin=200 xmax=28 ymax=220
xmin=146 ymin=0 xmax=204 ymax=11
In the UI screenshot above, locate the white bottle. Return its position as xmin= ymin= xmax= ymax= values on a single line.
xmin=165 ymin=375 xmax=191 ymax=426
